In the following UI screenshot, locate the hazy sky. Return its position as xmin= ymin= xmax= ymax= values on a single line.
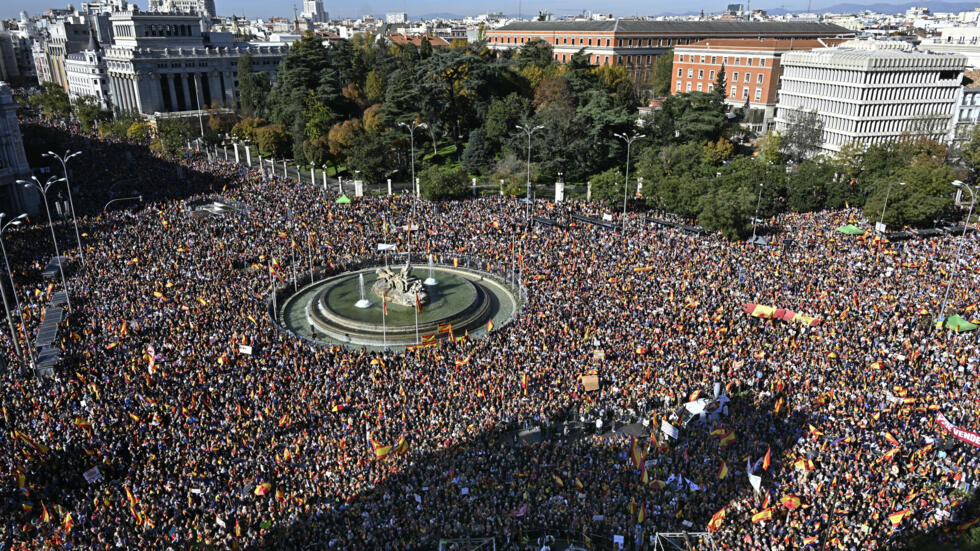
xmin=4 ymin=0 xmax=818 ymax=21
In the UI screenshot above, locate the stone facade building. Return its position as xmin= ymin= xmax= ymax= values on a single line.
xmin=0 ymin=82 xmax=36 ymax=213
xmin=103 ymin=12 xmax=285 ymax=115
xmin=65 ymin=31 xmax=111 ymax=109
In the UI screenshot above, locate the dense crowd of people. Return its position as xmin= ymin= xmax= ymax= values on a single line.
xmin=1 ymin=121 xmax=979 ymax=551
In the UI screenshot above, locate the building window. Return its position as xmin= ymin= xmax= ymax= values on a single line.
xmin=723 ymin=56 xmax=728 ymax=64
xmin=734 ymin=57 xmax=740 ymax=65
xmin=711 ymin=56 xmax=716 ymax=64
xmin=742 ymin=86 xmax=749 ymax=99
xmin=746 ymin=57 xmax=752 ymax=66
xmin=588 ymin=39 xmax=592 ymax=46
xmin=731 ymin=87 xmax=736 ymax=98
xmin=708 ymin=84 xmax=713 ymax=91
xmin=709 ymin=70 xmax=715 ymax=80
xmin=676 ymin=81 xmax=681 ymax=91
xmin=697 ymin=83 xmax=703 ymax=91
xmin=744 ymin=73 xmax=751 ymax=83
xmin=677 ymin=68 xmax=682 ymax=77
xmin=754 ymin=88 xmax=762 ymax=100
xmin=679 ymin=54 xmax=684 ymax=62
xmin=732 ymin=72 xmax=738 ymax=81
xmin=759 ymin=58 xmax=765 ymax=66
xmin=687 ymin=69 xmax=693 ymax=78
xmin=686 ymin=82 xmax=692 ymax=91
xmin=698 ymin=69 xmax=703 ymax=79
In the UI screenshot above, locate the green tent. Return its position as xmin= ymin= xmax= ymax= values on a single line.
xmin=335 ymin=194 xmax=351 ymax=204
xmin=935 ymin=314 xmax=979 ymax=333
xmin=836 ymin=224 xmax=865 ymax=235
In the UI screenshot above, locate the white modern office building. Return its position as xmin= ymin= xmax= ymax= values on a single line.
xmin=103 ymin=12 xmax=285 ymax=115
xmin=775 ymin=40 xmax=967 ymax=154
xmin=148 ymin=0 xmax=216 ymax=18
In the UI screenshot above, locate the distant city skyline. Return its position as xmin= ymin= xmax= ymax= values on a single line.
xmin=2 ymin=0 xmax=834 ymax=21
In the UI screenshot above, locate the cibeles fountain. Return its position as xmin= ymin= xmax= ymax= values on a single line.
xmin=277 ymin=257 xmax=521 ymax=349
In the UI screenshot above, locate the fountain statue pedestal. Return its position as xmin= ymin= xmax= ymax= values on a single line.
xmin=373 ymin=263 xmax=429 ymax=307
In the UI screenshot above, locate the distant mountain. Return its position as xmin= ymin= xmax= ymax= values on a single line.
xmin=760 ymin=1 xmax=978 ymax=15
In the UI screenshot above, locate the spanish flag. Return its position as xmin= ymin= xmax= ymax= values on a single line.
xmin=781 ymin=495 xmax=801 ymax=510
xmin=421 ymin=333 xmax=436 ymax=345
xmin=64 ymin=511 xmax=73 ymax=534
xmin=41 ymin=502 xmax=51 ymax=523
xmin=521 ymin=373 xmax=528 ymax=395
xmin=382 ymin=297 xmax=388 ymax=316
xmin=415 ymin=293 xmax=423 ymax=312
xmin=889 ymin=509 xmax=911 ymax=527
xmin=803 ymin=536 xmax=819 ymax=546
xmin=752 ymin=509 xmax=773 ymax=523
xmin=718 ymin=459 xmax=728 ymax=479
xmin=637 ymin=503 xmax=646 ymax=524
xmin=487 ymin=318 xmax=494 ymax=332
xmin=552 ymin=474 xmax=564 ymax=487
xmin=574 ymin=478 xmax=584 ymax=490
xmin=720 ymin=431 xmax=736 ymax=448
xmin=763 ymin=447 xmax=771 ymax=471
xmin=708 ymin=508 xmax=725 ymax=531
xmin=884 ymin=432 xmax=900 ymax=447
xmin=13 ymin=430 xmax=49 ymax=454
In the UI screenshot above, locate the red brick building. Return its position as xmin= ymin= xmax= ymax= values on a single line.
xmin=670 ymin=38 xmax=844 ymax=131
xmin=486 ymin=20 xmax=850 ymax=83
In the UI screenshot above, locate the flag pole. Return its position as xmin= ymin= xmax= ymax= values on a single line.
xmin=414 ymin=293 xmax=420 ymax=344
xmin=382 ymin=297 xmax=387 ymax=348
xmin=307 ymin=231 xmax=314 ymax=284
xmin=269 ymin=262 xmax=277 ymax=317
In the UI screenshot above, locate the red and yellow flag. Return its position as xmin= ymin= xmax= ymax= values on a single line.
xmin=752 ymin=509 xmax=773 ymax=523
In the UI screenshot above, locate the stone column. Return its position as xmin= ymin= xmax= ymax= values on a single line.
xmin=180 ymin=73 xmax=192 ymax=111
xmin=167 ymin=74 xmax=179 ymax=112
xmin=208 ymin=71 xmax=223 ymax=108
xmin=233 ymin=142 xmax=239 ymax=163
xmin=223 ymin=70 xmax=235 ymax=107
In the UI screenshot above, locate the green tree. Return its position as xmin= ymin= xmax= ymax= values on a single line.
xmin=31 ymin=82 xmax=72 ymax=120
xmin=345 ymin=129 xmax=389 ymax=183
xmin=156 ymin=117 xmax=194 ymax=156
xmin=126 ymin=121 xmax=151 ymax=142
xmin=588 ymin=167 xmax=626 ymax=205
xmin=237 ymin=53 xmax=271 ymax=117
xmin=364 ymin=70 xmax=386 ymax=105
xmin=461 ymin=128 xmax=492 ymax=175
xmin=516 ymin=38 xmax=553 ymax=70
xmin=255 ymin=123 xmax=290 ymax=157
xmin=780 ymin=109 xmax=824 ymax=162
xmin=712 ymin=65 xmax=728 ymax=104
xmin=420 ymin=36 xmax=433 ymax=58
xmin=419 ymin=165 xmax=468 ymax=200
xmin=703 ymin=137 xmax=734 ymax=165
xmin=650 ymin=51 xmax=673 ymax=97
xmin=73 ymin=95 xmax=111 ymax=132
xmin=303 ymin=91 xmax=334 ymax=141
xmin=698 ymin=186 xmax=755 ymax=239
xmin=231 ymin=117 xmax=267 ymax=142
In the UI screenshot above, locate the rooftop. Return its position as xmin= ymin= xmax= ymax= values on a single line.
xmin=491 ymin=20 xmax=851 ymax=35
xmin=781 ymin=40 xmax=968 ymax=70
xmin=676 ymin=37 xmax=847 ymax=52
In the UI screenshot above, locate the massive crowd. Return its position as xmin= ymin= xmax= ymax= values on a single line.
xmin=1 ymin=121 xmax=979 ymax=551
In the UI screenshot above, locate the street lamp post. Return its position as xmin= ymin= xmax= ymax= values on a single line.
xmin=0 ymin=213 xmax=27 ymax=363
xmin=938 ymin=180 xmax=976 ymax=327
xmin=42 ymin=150 xmax=85 ymax=267
xmin=877 ymin=181 xmax=906 ymax=232
xmin=613 ymin=132 xmax=645 ymax=231
xmin=103 ymin=195 xmax=143 ymax=213
xmin=516 ymin=124 xmax=544 ymax=216
xmin=398 ymin=120 xmax=428 ymax=265
xmin=751 ymin=183 xmax=764 ymax=243
xmin=17 ymin=176 xmax=71 ymax=310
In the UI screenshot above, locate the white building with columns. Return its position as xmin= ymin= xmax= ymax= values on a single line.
xmin=775 ymin=40 xmax=967 ymax=155
xmin=103 ymin=12 xmax=285 ymax=115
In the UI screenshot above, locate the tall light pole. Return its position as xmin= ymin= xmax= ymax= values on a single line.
xmin=877 ymin=181 xmax=905 ymax=232
xmin=938 ymin=180 xmax=976 ymax=327
xmin=613 ymin=132 xmax=645 ymax=231
xmin=42 ymin=150 xmax=85 ymax=267
xmin=516 ymin=124 xmax=544 ymax=210
xmin=751 ymin=182 xmax=764 ymax=243
xmin=17 ymin=176 xmax=71 ymax=311
xmin=398 ymin=120 xmax=427 ymax=266
xmin=0 ymin=213 xmax=27 ymax=363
